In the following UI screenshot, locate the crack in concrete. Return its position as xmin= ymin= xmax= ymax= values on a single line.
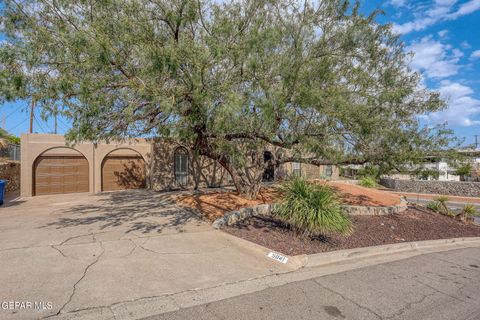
xmin=120 ymin=239 xmax=139 ymax=258
xmin=50 ymin=245 xmax=78 ymax=260
xmin=42 ymin=242 xmax=106 ymax=319
xmin=428 ymin=253 xmax=480 ymax=272
xmin=313 ymin=280 xmax=383 ymax=320
xmin=58 ymin=232 xmax=95 ymax=246
xmin=43 ymin=266 xmax=296 ymax=319
xmin=384 ymin=291 xmax=436 ymax=320
xmin=377 ymin=262 xmax=470 ymax=303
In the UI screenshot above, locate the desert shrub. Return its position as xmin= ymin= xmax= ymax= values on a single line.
xmin=455 ymin=163 xmax=472 ymax=177
xmin=426 ymin=201 xmax=441 ymax=212
xmin=457 ymin=204 xmax=480 ymax=223
xmin=427 ymin=196 xmax=453 ymax=216
xmin=274 ymin=177 xmax=352 ymax=237
xmin=415 ymin=168 xmax=440 ymax=180
xmin=358 ymin=176 xmax=379 ymax=188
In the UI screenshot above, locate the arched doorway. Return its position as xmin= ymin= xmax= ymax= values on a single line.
xmin=263 ymin=151 xmax=275 ymax=182
xmin=33 ymin=147 xmax=89 ymax=196
xmin=101 ymin=148 xmax=146 ymax=191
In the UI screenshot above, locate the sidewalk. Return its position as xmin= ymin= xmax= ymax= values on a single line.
xmin=392 ymin=191 xmax=480 ymax=203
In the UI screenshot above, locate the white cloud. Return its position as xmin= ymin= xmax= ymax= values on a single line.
xmin=406 ymin=37 xmax=461 ymax=78
xmin=392 ymin=0 xmax=480 ymax=34
xmin=447 ymin=0 xmax=480 ymax=19
xmin=437 ymin=29 xmax=449 ymax=37
xmin=461 ymin=41 xmax=472 ymax=49
xmin=470 ymin=50 xmax=480 ymax=59
xmin=425 ymin=81 xmax=480 ymax=126
xmin=389 ymin=0 xmax=408 ymax=7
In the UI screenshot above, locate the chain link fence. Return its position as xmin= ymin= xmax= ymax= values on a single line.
xmin=0 ymin=144 xmax=20 ymax=161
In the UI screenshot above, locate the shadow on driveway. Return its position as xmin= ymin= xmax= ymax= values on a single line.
xmin=43 ymin=189 xmax=203 ymax=234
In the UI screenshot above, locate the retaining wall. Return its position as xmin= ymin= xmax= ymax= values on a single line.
xmin=0 ymin=160 xmax=20 ymax=193
xmin=380 ymin=178 xmax=480 ymax=197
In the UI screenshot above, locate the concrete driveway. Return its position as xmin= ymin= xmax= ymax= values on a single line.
xmin=0 ymin=190 xmax=294 ymax=320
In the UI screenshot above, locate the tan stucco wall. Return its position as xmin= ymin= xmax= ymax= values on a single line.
xmin=278 ymin=162 xmax=340 ymax=181
xmin=21 ymin=134 xmax=339 ymax=196
xmin=150 ymin=140 xmax=231 ymax=191
xmin=21 ymin=134 xmax=152 ymax=197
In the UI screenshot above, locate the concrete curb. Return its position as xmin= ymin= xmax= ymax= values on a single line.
xmin=212 ymin=198 xmax=408 ymax=229
xmin=302 ymin=236 xmax=480 ymax=268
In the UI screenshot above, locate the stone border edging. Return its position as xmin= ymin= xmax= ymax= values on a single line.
xmin=212 ymin=198 xmax=408 ymax=229
xmin=303 ymin=237 xmax=480 ymax=268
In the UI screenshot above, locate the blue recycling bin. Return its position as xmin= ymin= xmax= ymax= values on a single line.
xmin=0 ymin=180 xmax=6 ymax=206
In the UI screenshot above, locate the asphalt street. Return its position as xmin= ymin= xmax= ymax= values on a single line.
xmin=144 ymin=247 xmax=480 ymax=320
xmin=405 ymin=197 xmax=480 ymax=224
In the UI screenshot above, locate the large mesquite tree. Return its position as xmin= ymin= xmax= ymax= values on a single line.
xmin=1 ymin=0 xmax=454 ymax=198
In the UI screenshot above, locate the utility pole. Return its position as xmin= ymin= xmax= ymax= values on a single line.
xmin=475 ymin=135 xmax=478 ymax=150
xmin=29 ymin=99 xmax=35 ymax=133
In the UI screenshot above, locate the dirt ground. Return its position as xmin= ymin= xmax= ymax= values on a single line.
xmin=178 ymin=181 xmax=402 ymax=221
xmin=222 ymin=206 xmax=480 ymax=256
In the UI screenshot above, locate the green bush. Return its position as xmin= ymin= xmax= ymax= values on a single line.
xmin=274 ymin=178 xmax=352 ymax=237
xmin=457 ymin=204 xmax=480 ymax=223
xmin=426 ymin=201 xmax=441 ymax=212
xmin=427 ymin=196 xmax=453 ymax=216
xmin=358 ymin=176 xmax=379 ymax=188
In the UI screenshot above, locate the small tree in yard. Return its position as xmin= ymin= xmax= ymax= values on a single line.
xmin=1 ymin=0 xmax=455 ymax=199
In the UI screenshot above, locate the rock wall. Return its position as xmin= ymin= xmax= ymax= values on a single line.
xmin=380 ymin=178 xmax=480 ymax=197
xmin=0 ymin=160 xmax=20 ymax=193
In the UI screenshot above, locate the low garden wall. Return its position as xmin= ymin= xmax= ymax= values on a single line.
xmin=380 ymin=178 xmax=480 ymax=198
xmin=0 ymin=160 xmax=20 ymax=193
xmin=212 ymin=199 xmax=408 ymax=229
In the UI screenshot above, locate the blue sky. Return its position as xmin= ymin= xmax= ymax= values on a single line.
xmin=1 ymin=0 xmax=480 ymax=146
xmin=362 ymin=0 xmax=480 ymax=147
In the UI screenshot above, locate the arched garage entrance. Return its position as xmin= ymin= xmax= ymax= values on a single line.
xmin=101 ymin=148 xmax=146 ymax=191
xmin=33 ymin=147 xmax=89 ymax=196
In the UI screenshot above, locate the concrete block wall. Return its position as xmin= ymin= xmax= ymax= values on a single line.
xmin=380 ymin=178 xmax=480 ymax=197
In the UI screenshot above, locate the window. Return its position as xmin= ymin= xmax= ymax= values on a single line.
xmin=292 ymin=162 xmax=301 ymax=177
xmin=324 ymin=165 xmax=333 ymax=178
xmin=174 ymin=148 xmax=189 ymax=186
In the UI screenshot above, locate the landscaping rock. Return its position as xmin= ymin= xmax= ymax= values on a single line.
xmin=254 ymin=204 xmax=270 ymax=216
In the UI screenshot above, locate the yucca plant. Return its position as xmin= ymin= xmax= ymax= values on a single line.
xmin=457 ymin=204 xmax=479 ymax=223
xmin=426 ymin=201 xmax=441 ymax=212
xmin=426 ymin=196 xmax=456 ymax=217
xmin=274 ymin=177 xmax=352 ymax=237
xmin=433 ymin=196 xmax=453 ymax=216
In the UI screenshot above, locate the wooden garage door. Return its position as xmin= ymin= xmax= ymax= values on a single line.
xmin=34 ymin=156 xmax=89 ymax=196
xmin=102 ymin=155 xmax=146 ymax=191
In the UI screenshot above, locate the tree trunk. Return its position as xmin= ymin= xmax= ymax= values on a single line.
xmin=196 ymin=137 xmax=266 ymax=199
xmin=228 ymin=167 xmax=263 ymax=200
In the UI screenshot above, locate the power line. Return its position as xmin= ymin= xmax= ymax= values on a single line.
xmin=7 ymin=117 xmax=29 ymax=132
xmin=33 ymin=115 xmax=48 ymax=133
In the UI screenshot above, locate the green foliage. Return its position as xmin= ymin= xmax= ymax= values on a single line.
xmin=462 ymin=204 xmax=478 ymax=217
xmin=415 ymin=168 xmax=440 ymax=180
xmin=357 ymin=165 xmax=383 ymax=179
xmin=274 ymin=177 xmax=352 ymax=237
xmin=455 ymin=163 xmax=473 ymax=177
xmin=433 ymin=195 xmax=450 ymax=204
xmin=427 ymin=196 xmax=453 ymax=216
xmin=426 ymin=201 xmax=441 ymax=212
xmin=0 ymin=128 xmax=20 ymax=145
xmin=358 ymin=176 xmax=379 ymax=188
xmin=0 ymin=0 xmax=458 ymax=197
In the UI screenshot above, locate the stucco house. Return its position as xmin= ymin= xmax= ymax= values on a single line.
xmin=20 ymin=133 xmax=338 ymax=197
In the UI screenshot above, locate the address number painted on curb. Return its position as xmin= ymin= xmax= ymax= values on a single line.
xmin=267 ymin=252 xmax=288 ymax=264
